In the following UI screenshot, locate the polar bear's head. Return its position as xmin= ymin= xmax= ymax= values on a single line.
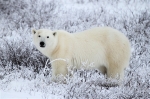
xmin=31 ymin=28 xmax=58 ymax=57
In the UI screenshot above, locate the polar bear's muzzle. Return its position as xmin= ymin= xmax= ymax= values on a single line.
xmin=40 ymin=41 xmax=46 ymax=48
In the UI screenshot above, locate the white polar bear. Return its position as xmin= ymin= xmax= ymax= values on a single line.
xmin=31 ymin=27 xmax=131 ymax=81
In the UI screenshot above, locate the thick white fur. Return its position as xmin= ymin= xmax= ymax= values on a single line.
xmin=32 ymin=27 xmax=131 ymax=81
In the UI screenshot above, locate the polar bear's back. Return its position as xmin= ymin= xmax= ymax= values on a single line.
xmin=73 ymin=27 xmax=130 ymax=50
xmin=73 ymin=27 xmax=128 ymax=42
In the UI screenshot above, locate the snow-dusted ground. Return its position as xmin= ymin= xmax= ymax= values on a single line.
xmin=1 ymin=91 xmax=61 ymax=99
xmin=1 ymin=79 xmax=63 ymax=99
xmin=0 ymin=68 xmax=65 ymax=99
xmin=0 ymin=0 xmax=150 ymax=99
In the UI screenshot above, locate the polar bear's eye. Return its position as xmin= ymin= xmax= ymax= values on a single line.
xmin=47 ymin=36 xmax=49 ymax=38
xmin=38 ymin=35 xmax=41 ymax=37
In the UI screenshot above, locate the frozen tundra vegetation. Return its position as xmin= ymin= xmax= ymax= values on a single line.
xmin=0 ymin=0 xmax=150 ymax=98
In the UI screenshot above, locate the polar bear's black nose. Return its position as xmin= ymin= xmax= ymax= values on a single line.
xmin=40 ymin=41 xmax=45 ymax=47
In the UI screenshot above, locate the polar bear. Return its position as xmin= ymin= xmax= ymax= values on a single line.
xmin=31 ymin=27 xmax=131 ymax=81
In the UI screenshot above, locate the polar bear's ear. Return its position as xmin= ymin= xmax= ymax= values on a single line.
xmin=53 ymin=32 xmax=56 ymax=36
xmin=31 ymin=28 xmax=36 ymax=34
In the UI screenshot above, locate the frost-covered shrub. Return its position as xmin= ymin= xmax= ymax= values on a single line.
xmin=0 ymin=30 xmax=48 ymax=74
xmin=64 ymin=65 xmax=150 ymax=99
xmin=0 ymin=0 xmax=58 ymax=30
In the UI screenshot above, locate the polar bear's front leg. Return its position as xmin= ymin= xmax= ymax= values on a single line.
xmin=51 ymin=60 xmax=68 ymax=82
